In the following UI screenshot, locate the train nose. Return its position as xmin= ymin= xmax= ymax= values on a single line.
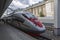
xmin=38 ymin=28 xmax=46 ymax=33
xmin=36 ymin=25 xmax=46 ymax=33
xmin=32 ymin=28 xmax=46 ymax=34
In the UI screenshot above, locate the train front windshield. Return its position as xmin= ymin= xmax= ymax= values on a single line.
xmin=23 ymin=13 xmax=36 ymax=19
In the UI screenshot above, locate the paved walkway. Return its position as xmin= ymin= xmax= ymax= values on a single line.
xmin=0 ymin=23 xmax=37 ymax=40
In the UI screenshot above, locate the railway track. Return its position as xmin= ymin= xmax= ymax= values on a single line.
xmin=36 ymin=36 xmax=52 ymax=40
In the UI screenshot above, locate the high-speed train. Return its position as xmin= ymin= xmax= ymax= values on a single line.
xmin=1 ymin=12 xmax=46 ymax=36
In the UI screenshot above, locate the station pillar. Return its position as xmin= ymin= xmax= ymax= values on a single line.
xmin=54 ymin=0 xmax=60 ymax=36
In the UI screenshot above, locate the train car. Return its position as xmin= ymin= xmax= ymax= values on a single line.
xmin=1 ymin=12 xmax=46 ymax=36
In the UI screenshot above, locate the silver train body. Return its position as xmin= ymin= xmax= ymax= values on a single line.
xmin=1 ymin=12 xmax=46 ymax=36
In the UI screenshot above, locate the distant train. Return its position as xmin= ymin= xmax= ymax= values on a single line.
xmin=1 ymin=12 xmax=46 ymax=36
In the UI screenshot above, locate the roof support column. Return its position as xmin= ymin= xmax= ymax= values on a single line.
xmin=53 ymin=0 xmax=60 ymax=36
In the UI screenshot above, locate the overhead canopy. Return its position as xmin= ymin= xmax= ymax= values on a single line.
xmin=0 ymin=0 xmax=12 ymax=17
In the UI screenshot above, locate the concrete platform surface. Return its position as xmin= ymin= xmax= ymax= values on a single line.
xmin=0 ymin=23 xmax=37 ymax=40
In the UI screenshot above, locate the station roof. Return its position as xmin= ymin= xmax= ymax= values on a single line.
xmin=0 ymin=0 xmax=12 ymax=17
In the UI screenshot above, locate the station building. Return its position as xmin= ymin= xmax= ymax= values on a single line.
xmin=24 ymin=0 xmax=54 ymax=18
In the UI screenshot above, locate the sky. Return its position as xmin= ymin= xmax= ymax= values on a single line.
xmin=29 ymin=0 xmax=43 ymax=5
xmin=9 ymin=0 xmax=43 ymax=10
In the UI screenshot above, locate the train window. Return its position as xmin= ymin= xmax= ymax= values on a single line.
xmin=24 ymin=13 xmax=36 ymax=18
xmin=22 ymin=14 xmax=30 ymax=18
xmin=22 ymin=14 xmax=28 ymax=18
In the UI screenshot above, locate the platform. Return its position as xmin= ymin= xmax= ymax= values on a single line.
xmin=0 ymin=22 xmax=37 ymax=40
